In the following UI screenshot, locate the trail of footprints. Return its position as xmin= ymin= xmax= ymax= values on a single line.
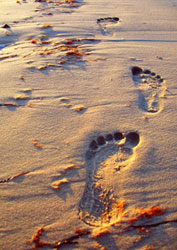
xmin=79 ymin=131 xmax=140 ymax=226
xmin=79 ymin=65 xmax=166 ymax=226
xmin=3 ymin=0 xmax=167 ymax=235
xmin=131 ymin=66 xmax=166 ymax=113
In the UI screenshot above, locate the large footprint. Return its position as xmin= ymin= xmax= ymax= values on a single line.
xmin=78 ymin=131 xmax=140 ymax=226
xmin=131 ymin=66 xmax=166 ymax=113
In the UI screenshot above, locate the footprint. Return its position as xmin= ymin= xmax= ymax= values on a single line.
xmin=97 ymin=17 xmax=120 ymax=35
xmin=78 ymin=131 xmax=140 ymax=226
xmin=131 ymin=66 xmax=166 ymax=113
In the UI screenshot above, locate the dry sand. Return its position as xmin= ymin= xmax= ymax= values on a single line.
xmin=0 ymin=0 xmax=177 ymax=249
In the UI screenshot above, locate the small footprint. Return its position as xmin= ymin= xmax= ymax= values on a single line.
xmin=97 ymin=17 xmax=120 ymax=35
xmin=131 ymin=66 xmax=166 ymax=113
xmin=78 ymin=131 xmax=140 ymax=226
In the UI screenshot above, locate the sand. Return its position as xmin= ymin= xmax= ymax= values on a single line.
xmin=0 ymin=0 xmax=177 ymax=249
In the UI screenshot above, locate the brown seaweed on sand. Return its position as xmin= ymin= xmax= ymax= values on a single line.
xmin=30 ymin=227 xmax=91 ymax=249
xmin=0 ymin=172 xmax=29 ymax=183
xmin=29 ymin=204 xmax=177 ymax=249
xmin=32 ymin=139 xmax=43 ymax=149
xmin=31 ymin=227 xmax=52 ymax=249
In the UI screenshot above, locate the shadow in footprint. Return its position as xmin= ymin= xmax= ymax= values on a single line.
xmin=131 ymin=66 xmax=166 ymax=113
xmin=79 ymin=131 xmax=140 ymax=226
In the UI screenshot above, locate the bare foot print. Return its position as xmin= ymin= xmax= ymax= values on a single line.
xmin=78 ymin=131 xmax=140 ymax=226
xmin=131 ymin=66 xmax=166 ymax=113
xmin=97 ymin=17 xmax=120 ymax=35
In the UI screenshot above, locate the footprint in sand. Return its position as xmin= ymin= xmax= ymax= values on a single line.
xmin=97 ymin=17 xmax=120 ymax=35
xmin=131 ymin=66 xmax=166 ymax=113
xmin=78 ymin=131 xmax=140 ymax=226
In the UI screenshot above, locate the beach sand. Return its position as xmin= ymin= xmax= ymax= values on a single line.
xmin=0 ymin=0 xmax=177 ymax=249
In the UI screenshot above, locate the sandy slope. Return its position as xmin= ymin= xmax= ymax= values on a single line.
xmin=0 ymin=0 xmax=177 ymax=249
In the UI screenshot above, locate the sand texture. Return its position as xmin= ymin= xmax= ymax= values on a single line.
xmin=0 ymin=0 xmax=177 ymax=249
